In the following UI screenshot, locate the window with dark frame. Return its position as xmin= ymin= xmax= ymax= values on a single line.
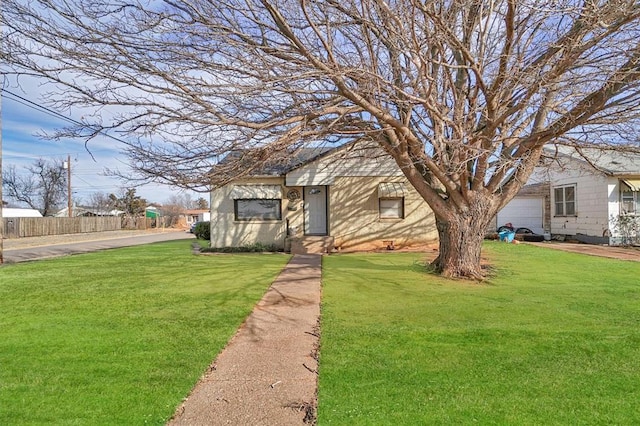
xmin=379 ymin=197 xmax=404 ymax=219
xmin=234 ymin=199 xmax=282 ymax=221
xmin=554 ymin=185 xmax=576 ymax=216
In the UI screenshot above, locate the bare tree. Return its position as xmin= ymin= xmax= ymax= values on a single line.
xmin=2 ymin=159 xmax=67 ymax=216
xmin=159 ymin=193 xmax=208 ymax=226
xmin=161 ymin=193 xmax=191 ymax=226
xmin=165 ymin=193 xmax=195 ymax=210
xmin=3 ymin=1 xmax=640 ymax=277
xmin=87 ymin=191 xmax=117 ymax=214
xmin=158 ymin=204 xmax=181 ymax=227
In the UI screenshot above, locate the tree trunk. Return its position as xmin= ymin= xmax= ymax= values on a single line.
xmin=431 ymin=203 xmax=495 ymax=280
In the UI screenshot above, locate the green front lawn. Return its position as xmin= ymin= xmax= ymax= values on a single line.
xmin=3 ymin=239 xmax=639 ymax=424
xmin=319 ymin=242 xmax=640 ymax=424
xmin=0 ymin=241 xmax=289 ymax=424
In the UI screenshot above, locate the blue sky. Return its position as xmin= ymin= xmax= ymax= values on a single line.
xmin=2 ymin=85 xmax=194 ymax=206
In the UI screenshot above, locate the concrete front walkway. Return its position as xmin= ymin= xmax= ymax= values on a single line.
xmin=168 ymin=254 xmax=322 ymax=425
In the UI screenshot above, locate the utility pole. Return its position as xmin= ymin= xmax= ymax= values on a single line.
xmin=65 ymin=154 xmax=72 ymax=217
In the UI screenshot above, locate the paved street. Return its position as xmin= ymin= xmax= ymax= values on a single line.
xmin=2 ymin=230 xmax=195 ymax=263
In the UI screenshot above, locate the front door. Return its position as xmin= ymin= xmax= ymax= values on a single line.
xmin=304 ymin=186 xmax=328 ymax=235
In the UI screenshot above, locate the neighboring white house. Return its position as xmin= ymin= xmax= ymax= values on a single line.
xmin=185 ymin=209 xmax=210 ymax=227
xmin=497 ymin=147 xmax=640 ymax=245
xmin=2 ymin=208 xmax=43 ymax=218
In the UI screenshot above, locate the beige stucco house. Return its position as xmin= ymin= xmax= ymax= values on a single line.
xmin=209 ymin=141 xmax=437 ymax=253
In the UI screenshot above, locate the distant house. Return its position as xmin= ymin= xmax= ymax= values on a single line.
xmin=185 ymin=209 xmax=210 ymax=227
xmin=210 ymin=140 xmax=438 ymax=253
xmin=496 ymin=147 xmax=640 ymax=245
xmin=2 ymin=208 xmax=43 ymax=218
xmin=54 ymin=206 xmax=124 ymax=217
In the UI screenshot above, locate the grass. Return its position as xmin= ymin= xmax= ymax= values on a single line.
xmin=0 ymin=241 xmax=290 ymax=424
xmin=318 ymin=241 xmax=640 ymax=425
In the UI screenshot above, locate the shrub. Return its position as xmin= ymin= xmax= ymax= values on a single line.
xmin=194 ymin=221 xmax=210 ymax=240
xmin=201 ymin=242 xmax=281 ymax=253
xmin=610 ymin=214 xmax=640 ymax=246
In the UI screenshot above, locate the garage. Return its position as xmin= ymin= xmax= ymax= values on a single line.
xmin=497 ymin=197 xmax=544 ymax=234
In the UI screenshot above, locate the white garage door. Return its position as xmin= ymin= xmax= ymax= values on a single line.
xmin=497 ymin=197 xmax=544 ymax=234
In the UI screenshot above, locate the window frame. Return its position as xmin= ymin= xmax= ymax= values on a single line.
xmin=620 ymin=184 xmax=639 ymax=216
xmin=234 ymin=198 xmax=282 ymax=221
xmin=554 ymin=184 xmax=577 ymax=217
xmin=379 ymin=197 xmax=405 ymax=219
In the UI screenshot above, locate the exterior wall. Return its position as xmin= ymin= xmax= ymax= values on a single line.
xmin=210 ymin=140 xmax=437 ymax=250
xmin=210 ymin=175 xmax=437 ymax=250
xmin=283 ymin=185 xmax=305 ymax=238
xmin=210 ymin=177 xmax=290 ymax=249
xmin=548 ymin=167 xmax=611 ymax=241
xmin=329 ymin=176 xmax=437 ymax=250
xmin=285 ymin=140 xmax=402 ymax=186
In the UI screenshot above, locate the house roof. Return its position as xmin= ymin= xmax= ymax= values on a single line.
xmin=2 ymin=208 xmax=43 ymax=218
xmin=219 ymin=145 xmax=338 ymax=177
xmin=548 ymin=146 xmax=640 ymax=176
xmin=54 ymin=206 xmax=124 ymax=217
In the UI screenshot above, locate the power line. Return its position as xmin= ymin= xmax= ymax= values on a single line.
xmin=2 ymin=88 xmax=134 ymax=146
xmin=73 ymin=174 xmax=114 ymax=191
xmin=3 ymin=90 xmax=83 ymax=126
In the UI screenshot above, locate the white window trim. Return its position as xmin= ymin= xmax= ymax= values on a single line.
xmin=379 ymin=197 xmax=404 ymax=219
xmin=620 ymin=181 xmax=640 ymax=216
xmin=554 ymin=184 xmax=577 ymax=217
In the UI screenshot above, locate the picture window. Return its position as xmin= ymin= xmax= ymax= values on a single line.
xmin=234 ymin=199 xmax=282 ymax=221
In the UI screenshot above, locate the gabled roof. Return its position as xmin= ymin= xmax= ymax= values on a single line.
xmin=219 ymin=145 xmax=339 ymax=177
xmin=547 ymin=145 xmax=640 ymax=176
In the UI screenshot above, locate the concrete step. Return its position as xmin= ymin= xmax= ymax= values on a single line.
xmin=289 ymin=236 xmax=335 ymax=254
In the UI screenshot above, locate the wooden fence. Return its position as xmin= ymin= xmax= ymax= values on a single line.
xmin=2 ymin=217 xmax=122 ymax=238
